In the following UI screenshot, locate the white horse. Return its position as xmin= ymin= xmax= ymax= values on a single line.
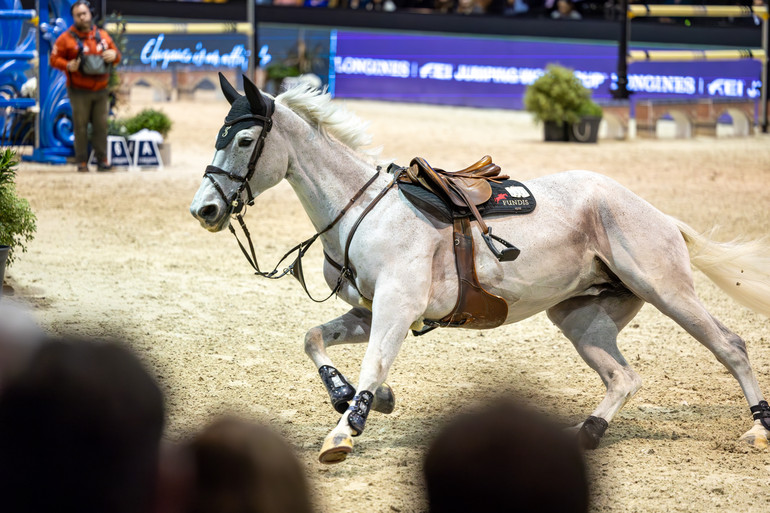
xmin=190 ymin=74 xmax=770 ymax=463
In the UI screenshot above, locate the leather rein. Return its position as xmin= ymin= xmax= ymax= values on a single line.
xmin=202 ymin=102 xmax=395 ymax=302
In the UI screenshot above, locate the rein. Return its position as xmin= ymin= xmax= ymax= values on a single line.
xmin=229 ymin=171 xmax=384 ymax=303
xmin=203 ymin=100 xmax=393 ymax=302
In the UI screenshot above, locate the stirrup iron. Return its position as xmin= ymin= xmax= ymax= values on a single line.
xmin=482 ymin=227 xmax=520 ymax=262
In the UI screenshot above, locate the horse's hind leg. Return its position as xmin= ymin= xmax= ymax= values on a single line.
xmin=304 ymin=307 xmax=395 ymax=415
xmin=651 ymin=295 xmax=769 ymax=448
xmin=606 ymin=228 xmax=770 ymax=448
xmin=547 ymin=289 xmax=645 ymax=449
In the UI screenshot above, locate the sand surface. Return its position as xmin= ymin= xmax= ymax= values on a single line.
xmin=8 ymin=89 xmax=770 ymax=512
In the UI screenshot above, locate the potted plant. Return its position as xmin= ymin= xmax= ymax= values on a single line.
xmin=524 ymin=64 xmax=603 ymax=143
xmin=0 ymin=149 xmax=37 ymax=295
xmin=112 ymin=108 xmax=173 ymax=165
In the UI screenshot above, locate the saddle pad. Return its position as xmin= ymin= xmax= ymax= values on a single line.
xmin=399 ymin=179 xmax=536 ymax=223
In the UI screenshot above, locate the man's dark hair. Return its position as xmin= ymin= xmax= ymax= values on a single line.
xmin=424 ymin=399 xmax=590 ymax=513
xmin=70 ymin=0 xmax=93 ymax=15
xmin=0 ymin=337 xmax=165 ymax=513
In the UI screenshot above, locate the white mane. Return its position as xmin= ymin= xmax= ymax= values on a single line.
xmin=276 ymin=85 xmax=381 ymax=160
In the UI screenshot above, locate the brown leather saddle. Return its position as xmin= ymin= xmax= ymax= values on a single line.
xmin=399 ymin=156 xmax=520 ymax=262
xmin=395 ymin=156 xmax=519 ymax=334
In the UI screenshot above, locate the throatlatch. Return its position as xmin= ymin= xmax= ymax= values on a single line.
xmin=347 ymin=391 xmax=374 ymax=436
xmin=319 ymin=365 xmax=356 ymax=414
xmin=750 ymin=401 xmax=770 ymax=430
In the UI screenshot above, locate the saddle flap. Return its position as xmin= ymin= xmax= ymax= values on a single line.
xmin=446 ymin=176 xmax=492 ymax=207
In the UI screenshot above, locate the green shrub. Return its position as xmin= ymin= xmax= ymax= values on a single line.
xmin=107 ymin=117 xmax=128 ymax=136
xmin=0 ymin=149 xmax=37 ymax=267
xmin=524 ymin=64 xmax=603 ymax=126
xmin=123 ymin=109 xmax=172 ymax=138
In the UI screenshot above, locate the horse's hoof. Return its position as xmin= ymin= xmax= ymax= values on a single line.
xmin=738 ymin=422 xmax=769 ymax=449
xmin=372 ymin=383 xmax=396 ymax=414
xmin=319 ymin=432 xmax=354 ymax=464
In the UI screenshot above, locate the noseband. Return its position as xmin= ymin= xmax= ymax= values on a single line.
xmin=201 ymin=97 xmax=395 ymax=302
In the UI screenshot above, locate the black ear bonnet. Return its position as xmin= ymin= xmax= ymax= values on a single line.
xmin=215 ymin=73 xmax=275 ymax=150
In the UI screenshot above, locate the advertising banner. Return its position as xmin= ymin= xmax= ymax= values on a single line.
xmin=122 ymin=32 xmax=250 ymax=71
xmin=330 ymin=31 xmax=761 ymax=110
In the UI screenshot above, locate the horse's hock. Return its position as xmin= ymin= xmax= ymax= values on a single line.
xmin=635 ymin=98 xmax=757 ymax=138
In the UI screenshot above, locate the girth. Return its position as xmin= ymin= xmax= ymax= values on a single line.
xmin=423 ymin=217 xmax=508 ymax=331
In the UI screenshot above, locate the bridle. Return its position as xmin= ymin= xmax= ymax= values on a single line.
xmin=202 ymin=98 xmax=274 ymax=217
xmin=201 ymin=97 xmax=395 ymax=302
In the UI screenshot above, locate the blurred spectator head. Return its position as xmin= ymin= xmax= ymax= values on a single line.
xmin=0 ymin=337 xmax=165 ymax=513
xmin=424 ymin=399 xmax=589 ymax=513
xmin=186 ymin=416 xmax=314 ymax=513
xmin=553 ymin=0 xmax=581 ymax=18
xmin=0 ymin=300 xmax=44 ymax=393
xmin=456 ymin=0 xmax=482 ymax=13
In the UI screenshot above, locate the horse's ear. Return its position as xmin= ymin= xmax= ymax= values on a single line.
xmin=219 ymin=72 xmax=240 ymax=105
xmin=242 ymin=74 xmax=267 ymax=114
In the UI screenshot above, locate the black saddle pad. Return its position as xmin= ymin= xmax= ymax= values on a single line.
xmin=398 ymin=179 xmax=536 ymax=223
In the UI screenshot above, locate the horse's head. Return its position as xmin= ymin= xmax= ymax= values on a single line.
xmin=190 ymin=73 xmax=288 ymax=232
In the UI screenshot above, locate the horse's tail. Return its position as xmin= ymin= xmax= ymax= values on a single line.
xmin=671 ymin=217 xmax=770 ymax=318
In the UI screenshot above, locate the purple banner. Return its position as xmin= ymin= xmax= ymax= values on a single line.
xmin=331 ymin=31 xmax=762 ymax=109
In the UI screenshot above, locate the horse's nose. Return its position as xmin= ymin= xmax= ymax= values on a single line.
xmin=191 ymin=202 xmax=220 ymax=224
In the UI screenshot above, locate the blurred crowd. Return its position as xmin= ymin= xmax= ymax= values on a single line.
xmin=265 ymin=0 xmax=767 ymax=26
xmin=0 ymin=298 xmax=591 ymax=512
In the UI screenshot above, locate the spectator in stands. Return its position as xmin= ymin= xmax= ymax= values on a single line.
xmin=551 ymin=0 xmax=582 ymax=18
xmin=455 ymin=0 xmax=485 ymax=13
xmin=424 ymin=398 xmax=590 ymax=513
xmin=434 ymin=0 xmax=456 ymax=12
xmin=751 ymin=0 xmax=766 ymax=26
xmin=183 ymin=416 xmax=314 ymax=513
xmin=0 ymin=337 xmax=165 ymax=513
xmin=503 ymin=0 xmax=531 ymax=16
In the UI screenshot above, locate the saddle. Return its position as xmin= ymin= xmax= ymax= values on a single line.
xmin=398 ymin=156 xmax=520 ymax=262
xmin=395 ymin=156 xmax=521 ymax=334
xmin=406 ymin=155 xmax=501 ymax=209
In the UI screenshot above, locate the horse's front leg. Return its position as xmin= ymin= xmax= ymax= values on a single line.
xmin=318 ymin=284 xmax=425 ymax=464
xmin=305 ymin=307 xmax=396 ymax=416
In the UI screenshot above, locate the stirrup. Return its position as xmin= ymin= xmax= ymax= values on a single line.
xmin=482 ymin=227 xmax=520 ymax=262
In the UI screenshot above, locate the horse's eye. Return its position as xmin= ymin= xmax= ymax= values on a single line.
xmin=239 ymin=138 xmax=254 ymax=148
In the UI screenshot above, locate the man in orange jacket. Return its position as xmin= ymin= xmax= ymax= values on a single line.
xmin=50 ymin=1 xmax=121 ymax=172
